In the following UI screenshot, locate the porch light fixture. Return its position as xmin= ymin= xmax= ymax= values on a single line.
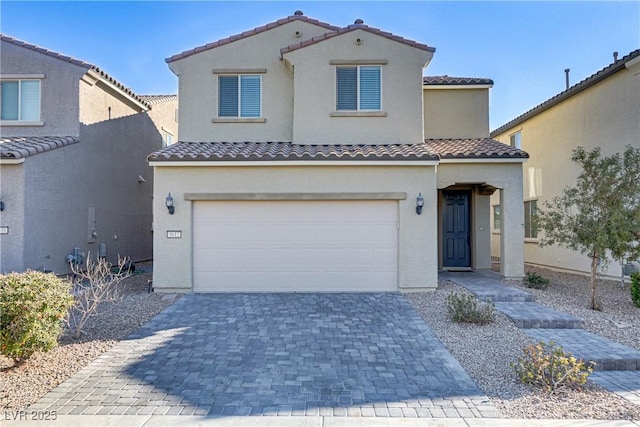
xmin=416 ymin=193 xmax=424 ymax=215
xmin=165 ymin=193 xmax=175 ymax=215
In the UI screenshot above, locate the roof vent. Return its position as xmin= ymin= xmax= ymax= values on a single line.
xmin=294 ymin=10 xmax=303 ymax=16
xmin=564 ymin=68 xmax=570 ymax=90
xmin=613 ymin=51 xmax=619 ymax=62
xmin=354 ymin=19 xmax=364 ymax=24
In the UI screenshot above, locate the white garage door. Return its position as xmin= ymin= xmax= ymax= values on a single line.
xmin=193 ymin=200 xmax=398 ymax=292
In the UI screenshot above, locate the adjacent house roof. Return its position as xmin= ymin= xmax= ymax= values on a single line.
xmin=166 ymin=11 xmax=340 ymax=63
xmin=139 ymin=95 xmax=178 ymax=104
xmin=148 ymin=139 xmax=527 ymax=163
xmin=491 ymin=49 xmax=640 ymax=137
xmin=281 ymin=19 xmax=435 ymax=56
xmin=425 ymin=138 xmax=528 ymax=160
xmin=0 ymin=136 xmax=79 ymax=160
xmin=1 ymin=34 xmax=151 ymax=110
xmin=423 ymin=76 xmax=494 ymax=86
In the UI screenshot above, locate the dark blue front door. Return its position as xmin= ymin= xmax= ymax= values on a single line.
xmin=442 ymin=190 xmax=471 ymax=268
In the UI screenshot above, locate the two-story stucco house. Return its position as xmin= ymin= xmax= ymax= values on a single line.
xmin=148 ymin=11 xmax=528 ymax=293
xmin=491 ymin=49 xmax=640 ymax=279
xmin=0 ymin=35 xmax=178 ymax=274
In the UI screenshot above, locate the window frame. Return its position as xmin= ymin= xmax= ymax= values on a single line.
xmin=492 ymin=205 xmax=501 ymax=230
xmin=524 ymin=199 xmax=538 ymax=239
xmin=0 ymin=78 xmax=42 ymax=123
xmin=217 ymin=74 xmax=262 ymax=119
xmin=510 ymin=130 xmax=522 ymax=149
xmin=335 ymin=65 xmax=382 ymax=112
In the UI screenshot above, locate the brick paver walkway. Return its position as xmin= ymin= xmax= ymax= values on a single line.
xmin=31 ymin=293 xmax=500 ymax=418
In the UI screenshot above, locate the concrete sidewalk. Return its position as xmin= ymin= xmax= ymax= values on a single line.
xmin=1 ymin=415 xmax=638 ymax=426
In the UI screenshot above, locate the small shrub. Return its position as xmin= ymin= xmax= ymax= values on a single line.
xmin=631 ymin=272 xmax=640 ymax=308
xmin=0 ymin=271 xmax=73 ymax=362
xmin=512 ymin=340 xmax=594 ymax=393
xmin=68 ymin=255 xmax=132 ymax=339
xmin=446 ymin=292 xmax=495 ymax=325
xmin=524 ymin=272 xmax=550 ymax=289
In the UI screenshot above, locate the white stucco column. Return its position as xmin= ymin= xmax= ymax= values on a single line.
xmin=500 ymin=180 xmax=525 ymax=279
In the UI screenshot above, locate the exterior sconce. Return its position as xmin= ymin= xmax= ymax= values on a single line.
xmin=165 ymin=193 xmax=175 ymax=215
xmin=0 ymin=201 xmax=4 ymax=212
xmin=416 ymin=193 xmax=424 ymax=215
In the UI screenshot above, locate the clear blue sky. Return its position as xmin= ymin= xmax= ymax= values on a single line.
xmin=2 ymin=1 xmax=638 ymax=130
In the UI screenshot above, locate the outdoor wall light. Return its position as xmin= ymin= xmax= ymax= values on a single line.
xmin=165 ymin=193 xmax=175 ymax=215
xmin=0 ymin=201 xmax=4 ymax=212
xmin=416 ymin=193 xmax=424 ymax=215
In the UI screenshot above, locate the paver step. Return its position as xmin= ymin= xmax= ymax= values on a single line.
xmin=440 ymin=271 xmax=534 ymax=302
xmin=524 ymin=329 xmax=640 ymax=371
xmin=494 ymin=302 xmax=583 ymax=329
xmin=589 ymin=371 xmax=640 ymax=406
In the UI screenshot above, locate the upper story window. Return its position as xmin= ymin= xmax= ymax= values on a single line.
xmin=1 ymin=79 xmax=41 ymax=121
xmin=218 ymin=75 xmax=261 ymax=118
xmin=336 ymin=66 xmax=381 ymax=111
xmin=510 ymin=130 xmax=522 ymax=149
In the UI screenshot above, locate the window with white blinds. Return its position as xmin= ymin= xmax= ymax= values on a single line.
xmin=1 ymin=79 xmax=41 ymax=121
xmin=218 ymin=75 xmax=261 ymax=118
xmin=336 ymin=66 xmax=381 ymax=111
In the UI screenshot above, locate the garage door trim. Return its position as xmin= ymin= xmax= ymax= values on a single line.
xmin=185 ymin=192 xmax=407 ymax=201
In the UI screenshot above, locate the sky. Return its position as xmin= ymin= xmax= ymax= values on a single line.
xmin=1 ymin=1 xmax=638 ymax=130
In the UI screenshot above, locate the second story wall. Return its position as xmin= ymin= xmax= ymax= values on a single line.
xmin=0 ymin=38 xmax=87 ymax=137
xmin=168 ymin=21 xmax=331 ymax=142
xmin=423 ymin=87 xmax=490 ymax=139
xmin=79 ymin=73 xmax=148 ymax=125
xmin=283 ymin=28 xmax=433 ymax=145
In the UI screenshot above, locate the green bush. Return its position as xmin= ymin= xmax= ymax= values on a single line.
xmin=631 ymin=272 xmax=640 ymax=308
xmin=512 ymin=340 xmax=593 ymax=393
xmin=0 ymin=271 xmax=73 ymax=361
xmin=524 ymin=272 xmax=550 ymax=289
xmin=446 ymin=292 xmax=495 ymax=325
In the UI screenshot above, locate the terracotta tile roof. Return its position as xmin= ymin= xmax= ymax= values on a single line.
xmin=281 ymin=20 xmax=435 ymax=56
xmin=0 ymin=136 xmax=79 ymax=160
xmin=491 ymin=49 xmax=640 ymax=136
xmin=139 ymin=95 xmax=178 ymax=104
xmin=1 ymin=34 xmax=150 ymax=110
xmin=425 ymin=138 xmax=528 ymax=159
xmin=166 ymin=11 xmax=340 ymax=63
xmin=148 ymin=141 xmax=440 ymax=162
xmin=423 ymin=76 xmax=494 ymax=86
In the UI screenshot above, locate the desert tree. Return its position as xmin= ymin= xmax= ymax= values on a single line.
xmin=536 ymin=145 xmax=640 ymax=310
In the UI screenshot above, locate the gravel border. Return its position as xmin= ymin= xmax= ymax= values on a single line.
xmin=0 ymin=263 xmax=180 ymax=411
xmin=406 ymin=265 xmax=640 ymax=420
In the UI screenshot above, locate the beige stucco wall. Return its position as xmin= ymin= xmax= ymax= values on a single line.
xmin=168 ymin=21 xmax=331 ymax=142
xmin=283 ymin=29 xmax=432 ymax=144
xmin=152 ymin=164 xmax=438 ymax=292
xmin=424 ymin=88 xmax=490 ymax=139
xmin=0 ymin=39 xmax=87 ymax=137
xmin=79 ymin=78 xmax=145 ymax=125
xmin=0 ymin=163 xmax=26 ymax=273
xmin=147 ymin=99 xmax=179 ymax=143
xmin=437 ymin=162 xmax=525 ymax=278
xmin=493 ymin=61 xmax=640 ymax=278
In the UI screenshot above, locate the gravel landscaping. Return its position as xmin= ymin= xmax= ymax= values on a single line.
xmin=1 ymin=263 xmax=639 ymax=419
xmin=0 ymin=263 xmax=180 ymax=411
xmin=406 ymin=265 xmax=640 ymax=420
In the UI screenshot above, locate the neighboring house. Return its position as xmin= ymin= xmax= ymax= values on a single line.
xmin=0 ymin=35 xmax=178 ymax=274
xmin=148 ymin=11 xmax=528 ymax=293
xmin=490 ymin=49 xmax=640 ymax=278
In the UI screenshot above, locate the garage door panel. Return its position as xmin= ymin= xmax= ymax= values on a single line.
xmin=193 ymin=200 xmax=398 ymax=292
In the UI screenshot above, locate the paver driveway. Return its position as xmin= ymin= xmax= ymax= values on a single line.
xmin=32 ymin=293 xmax=500 ymax=418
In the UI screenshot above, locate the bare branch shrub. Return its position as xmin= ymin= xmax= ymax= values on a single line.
xmin=67 ymin=255 xmax=132 ymax=339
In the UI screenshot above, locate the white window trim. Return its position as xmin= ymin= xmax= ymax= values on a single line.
xmin=334 ymin=65 xmax=383 ymax=113
xmin=524 ymin=198 xmax=538 ymax=240
xmin=1 ymin=78 xmax=42 ymax=122
xmin=217 ymin=74 xmax=263 ymax=119
xmin=509 ymin=129 xmax=522 ymax=149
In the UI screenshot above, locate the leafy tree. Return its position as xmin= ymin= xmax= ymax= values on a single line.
xmin=536 ymin=146 xmax=640 ymax=310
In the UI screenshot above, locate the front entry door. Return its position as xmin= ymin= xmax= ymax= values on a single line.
xmin=442 ymin=190 xmax=471 ymax=268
